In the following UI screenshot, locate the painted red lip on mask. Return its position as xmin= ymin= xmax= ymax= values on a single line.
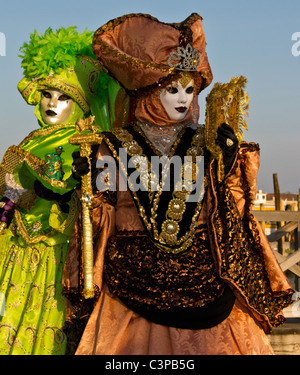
xmin=175 ymin=107 xmax=187 ymax=113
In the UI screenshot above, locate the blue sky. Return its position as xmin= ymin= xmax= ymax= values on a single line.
xmin=0 ymin=0 xmax=300 ymax=193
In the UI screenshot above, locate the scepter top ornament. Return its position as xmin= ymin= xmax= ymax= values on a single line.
xmin=75 ymin=115 xmax=97 ymax=133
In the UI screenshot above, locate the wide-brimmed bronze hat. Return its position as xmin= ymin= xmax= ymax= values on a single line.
xmin=93 ymin=13 xmax=213 ymax=96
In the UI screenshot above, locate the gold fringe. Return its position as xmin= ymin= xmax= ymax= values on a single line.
xmin=205 ymin=75 xmax=249 ymax=181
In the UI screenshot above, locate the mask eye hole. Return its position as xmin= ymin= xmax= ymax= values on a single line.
xmin=166 ymin=86 xmax=178 ymax=94
xmin=186 ymin=86 xmax=194 ymax=94
xmin=58 ymin=93 xmax=71 ymax=101
xmin=42 ymin=90 xmax=51 ymax=99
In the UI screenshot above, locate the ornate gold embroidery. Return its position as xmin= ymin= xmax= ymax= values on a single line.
xmin=160 ymin=220 xmax=180 ymax=244
xmin=38 ymin=76 xmax=89 ymax=112
xmin=19 ymin=79 xmax=38 ymax=103
xmin=122 ymin=141 xmax=143 ymax=156
xmin=166 ymin=199 xmax=186 ymax=220
xmin=111 ymin=128 xmax=133 ymax=142
xmin=94 ymin=13 xmax=202 ymax=80
xmin=103 ymin=125 xmax=205 ymax=254
xmin=157 ymin=127 xmax=204 ymax=249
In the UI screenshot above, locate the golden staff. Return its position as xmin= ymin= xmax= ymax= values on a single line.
xmin=69 ymin=116 xmax=102 ymax=299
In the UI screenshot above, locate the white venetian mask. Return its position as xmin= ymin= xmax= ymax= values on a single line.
xmin=160 ymin=78 xmax=194 ymax=122
xmin=41 ymin=89 xmax=74 ymax=125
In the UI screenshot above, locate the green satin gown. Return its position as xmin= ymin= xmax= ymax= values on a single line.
xmin=0 ymin=124 xmax=81 ymax=354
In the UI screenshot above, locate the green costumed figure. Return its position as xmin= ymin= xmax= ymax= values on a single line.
xmin=0 ymin=26 xmax=119 ymax=355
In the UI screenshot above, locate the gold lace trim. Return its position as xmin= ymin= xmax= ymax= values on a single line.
xmin=22 ymin=76 xmax=89 ymax=112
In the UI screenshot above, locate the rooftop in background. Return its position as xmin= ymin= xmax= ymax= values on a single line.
xmin=254 ymin=190 xmax=299 ymax=211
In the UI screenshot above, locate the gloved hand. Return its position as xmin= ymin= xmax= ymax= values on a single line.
xmin=216 ymin=123 xmax=239 ymax=171
xmin=71 ymin=151 xmax=90 ymax=181
xmin=34 ymin=180 xmax=73 ymax=213
xmin=71 ymin=146 xmax=98 ymax=190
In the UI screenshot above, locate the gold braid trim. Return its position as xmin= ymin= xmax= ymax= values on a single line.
xmin=95 ymin=12 xmax=202 ymax=38
xmin=20 ymin=75 xmax=89 ymax=111
xmin=20 ymin=79 xmax=39 ymax=103
xmin=1 ymin=145 xmax=67 ymax=188
xmin=93 ymin=13 xmax=205 ymax=97
xmin=14 ymin=209 xmax=52 ymax=244
xmin=93 ymin=13 xmax=200 ymax=77
xmin=0 ymin=146 xmax=43 ymax=211
xmin=37 ymin=76 xmax=89 ymax=112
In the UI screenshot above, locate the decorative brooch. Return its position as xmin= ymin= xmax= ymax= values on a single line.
xmin=168 ymin=44 xmax=200 ymax=71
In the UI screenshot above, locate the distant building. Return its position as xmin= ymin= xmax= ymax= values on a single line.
xmin=254 ymin=190 xmax=298 ymax=211
xmin=253 ymin=190 xmax=298 ymax=235
xmin=266 ymin=193 xmax=298 ymax=211
xmin=255 ymin=190 xmax=268 ymax=207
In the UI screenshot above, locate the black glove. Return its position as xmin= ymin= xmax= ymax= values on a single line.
xmin=216 ymin=123 xmax=239 ymax=171
xmin=34 ymin=180 xmax=73 ymax=213
xmin=71 ymin=146 xmax=98 ymax=190
xmin=72 ymin=151 xmax=90 ymax=181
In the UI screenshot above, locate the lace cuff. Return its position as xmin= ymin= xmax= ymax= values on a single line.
xmin=3 ymin=173 xmax=28 ymax=203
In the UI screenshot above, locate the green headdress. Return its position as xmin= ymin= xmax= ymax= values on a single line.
xmin=18 ymin=26 xmax=119 ymax=129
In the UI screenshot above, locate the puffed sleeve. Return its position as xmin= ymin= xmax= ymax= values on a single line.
xmin=225 ymin=142 xmax=260 ymax=217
